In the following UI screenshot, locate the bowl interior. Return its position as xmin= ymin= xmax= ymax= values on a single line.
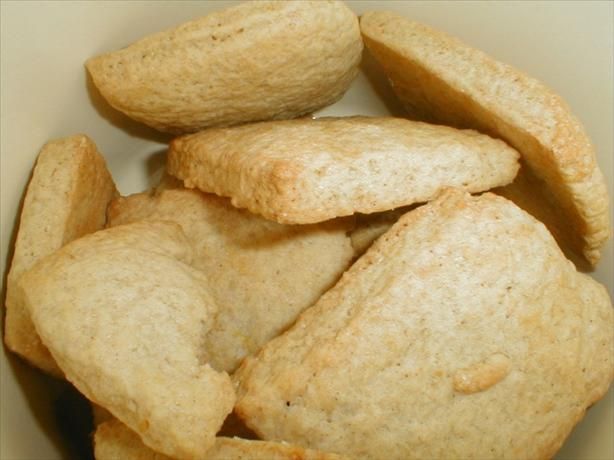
xmin=1 ymin=1 xmax=612 ymax=459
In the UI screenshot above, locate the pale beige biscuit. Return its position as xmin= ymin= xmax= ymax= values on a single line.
xmin=86 ymin=1 xmax=362 ymax=134
xmin=360 ymin=11 xmax=611 ymax=265
xmin=234 ymin=189 xmax=614 ymax=460
xmin=168 ymin=116 xmax=520 ymax=224
xmin=94 ymin=418 xmax=346 ymax=460
xmin=107 ymin=187 xmax=354 ymax=372
xmin=4 ymin=134 xmax=117 ymax=376
xmin=18 ymin=221 xmax=235 ymax=460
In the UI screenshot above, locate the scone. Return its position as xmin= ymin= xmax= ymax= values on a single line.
xmin=86 ymin=0 xmax=362 ymax=134
xmin=18 ymin=221 xmax=235 ymax=460
xmin=360 ymin=11 xmax=611 ymax=265
xmin=168 ymin=116 xmax=520 ymax=224
xmin=94 ymin=418 xmax=346 ymax=460
xmin=107 ymin=187 xmax=354 ymax=372
xmin=4 ymin=134 xmax=117 ymax=376
xmin=234 ymin=189 xmax=614 ymax=460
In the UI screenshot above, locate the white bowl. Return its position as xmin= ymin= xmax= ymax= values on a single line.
xmin=1 ymin=1 xmax=612 ymax=458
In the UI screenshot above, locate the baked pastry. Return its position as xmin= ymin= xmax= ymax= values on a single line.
xmin=18 ymin=221 xmax=235 ymax=460
xmin=234 ymin=189 xmax=614 ymax=459
xmin=360 ymin=11 xmax=611 ymax=265
xmin=107 ymin=187 xmax=354 ymax=372
xmin=94 ymin=418 xmax=346 ymax=460
xmin=4 ymin=134 xmax=117 ymax=376
xmin=168 ymin=116 xmax=520 ymax=224
xmin=86 ymin=1 xmax=362 ymax=134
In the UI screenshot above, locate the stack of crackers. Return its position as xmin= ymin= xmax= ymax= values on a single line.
xmin=4 ymin=2 xmax=612 ymax=459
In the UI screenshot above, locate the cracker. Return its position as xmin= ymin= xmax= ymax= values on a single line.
xmin=234 ymin=189 xmax=614 ymax=460
xmin=94 ymin=418 xmax=346 ymax=460
xmin=18 ymin=221 xmax=235 ymax=460
xmin=168 ymin=116 xmax=519 ymax=224
xmin=4 ymin=134 xmax=117 ymax=376
xmin=107 ymin=187 xmax=354 ymax=372
xmin=86 ymin=1 xmax=362 ymax=134
xmin=360 ymin=11 xmax=611 ymax=265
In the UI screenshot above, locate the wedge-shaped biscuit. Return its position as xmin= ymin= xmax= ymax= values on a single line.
xmin=360 ymin=11 xmax=611 ymax=265
xmin=18 ymin=221 xmax=235 ymax=460
xmin=86 ymin=1 xmax=362 ymax=134
xmin=234 ymin=190 xmax=614 ymax=460
xmin=4 ymin=134 xmax=117 ymax=376
xmin=94 ymin=418 xmax=345 ymax=460
xmin=168 ymin=117 xmax=520 ymax=224
xmin=107 ymin=187 xmax=354 ymax=372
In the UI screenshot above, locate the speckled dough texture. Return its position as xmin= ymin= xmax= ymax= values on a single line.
xmin=18 ymin=222 xmax=235 ymax=460
xmin=234 ymin=190 xmax=614 ymax=460
xmin=360 ymin=11 xmax=611 ymax=265
xmin=86 ymin=0 xmax=362 ymax=134
xmin=94 ymin=418 xmax=346 ymax=460
xmin=167 ymin=116 xmax=520 ymax=224
xmin=107 ymin=187 xmax=354 ymax=372
xmin=3 ymin=134 xmax=117 ymax=376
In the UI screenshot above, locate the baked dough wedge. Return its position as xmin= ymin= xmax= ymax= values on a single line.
xmin=18 ymin=221 xmax=235 ymax=460
xmin=107 ymin=187 xmax=354 ymax=372
xmin=86 ymin=1 xmax=362 ymax=134
xmin=94 ymin=418 xmax=346 ymax=460
xmin=4 ymin=134 xmax=117 ymax=376
xmin=234 ymin=189 xmax=614 ymax=460
xmin=360 ymin=11 xmax=611 ymax=265
xmin=168 ymin=116 xmax=520 ymax=224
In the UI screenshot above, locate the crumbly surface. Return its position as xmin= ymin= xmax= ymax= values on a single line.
xmin=107 ymin=187 xmax=354 ymax=372
xmin=234 ymin=190 xmax=614 ymax=460
xmin=4 ymin=134 xmax=117 ymax=376
xmin=94 ymin=418 xmax=346 ymax=460
xmin=360 ymin=11 xmax=611 ymax=265
xmin=19 ymin=221 xmax=235 ymax=460
xmin=167 ymin=116 xmax=519 ymax=224
xmin=86 ymin=1 xmax=362 ymax=134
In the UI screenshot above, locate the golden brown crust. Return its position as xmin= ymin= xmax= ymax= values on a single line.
xmin=234 ymin=189 xmax=614 ymax=460
xmin=86 ymin=1 xmax=362 ymax=134
xmin=168 ymin=116 xmax=519 ymax=224
xmin=4 ymin=134 xmax=117 ymax=376
xmin=360 ymin=11 xmax=610 ymax=265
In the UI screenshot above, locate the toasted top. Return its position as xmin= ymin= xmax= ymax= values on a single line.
xmin=86 ymin=0 xmax=361 ymax=133
xmin=19 ymin=221 xmax=234 ymax=460
xmin=360 ymin=11 xmax=610 ymax=265
xmin=4 ymin=134 xmax=117 ymax=376
xmin=168 ymin=116 xmax=519 ymax=224
xmin=94 ymin=418 xmax=346 ymax=460
xmin=107 ymin=187 xmax=354 ymax=372
xmin=234 ymin=190 xmax=614 ymax=460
